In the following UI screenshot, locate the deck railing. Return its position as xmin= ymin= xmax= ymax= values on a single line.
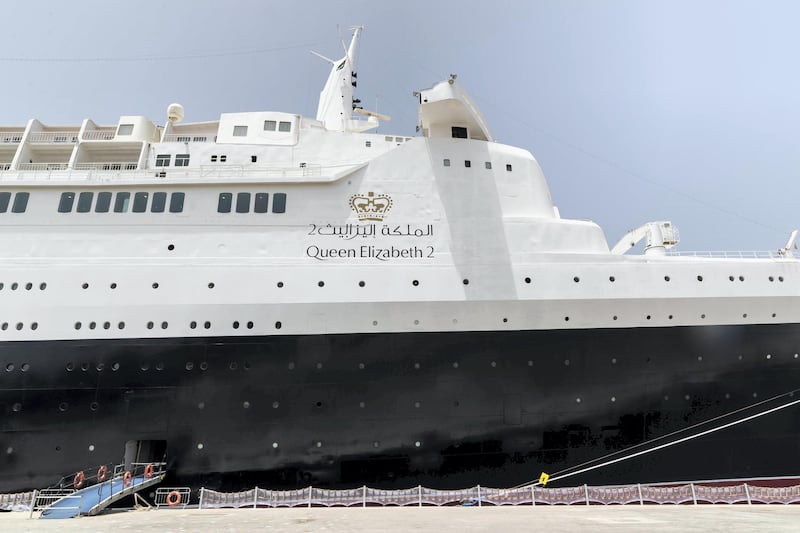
xmin=28 ymin=132 xmax=79 ymax=144
xmin=162 ymin=134 xmax=212 ymax=143
xmin=82 ymin=130 xmax=116 ymax=141
xmin=0 ymin=133 xmax=23 ymax=143
xmin=73 ymin=162 xmax=138 ymax=171
xmin=667 ymin=250 xmax=781 ymax=259
xmin=17 ymin=163 xmax=69 ymax=171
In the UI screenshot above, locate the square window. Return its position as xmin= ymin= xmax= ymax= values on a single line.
xmin=114 ymin=192 xmax=130 ymax=213
xmin=95 ymin=192 xmax=112 ymax=213
xmin=175 ymin=154 xmax=190 ymax=167
xmin=278 ymin=121 xmax=291 ymax=132
xmin=254 ymin=193 xmax=269 ymax=213
xmin=220 ymin=155 xmax=227 ymax=163
xmin=506 ymin=164 xmax=513 ymax=171
xmin=236 ymin=192 xmax=251 ymax=213
xmin=451 ymin=126 xmax=468 ymax=139
xmin=464 ymin=160 xmax=471 ymax=168
xmin=485 ymin=162 xmax=492 ymax=170
xmin=365 ymin=141 xmax=371 ymax=148
xmin=76 ymin=192 xmax=93 ymax=213
xmin=117 ymin=124 xmax=134 ymax=136
xmin=58 ymin=192 xmax=75 ymax=213
xmin=155 ymin=154 xmax=170 ymax=167
xmin=132 ymin=192 xmax=149 ymax=213
xmin=443 ymin=159 xmax=450 ymax=167
xmin=169 ymin=192 xmax=185 ymax=213
xmin=151 ymin=192 xmax=167 ymax=213
xmin=217 ymin=193 xmax=232 ymax=213
xmin=233 ymin=125 xmax=248 ymax=137
xmin=264 ymin=120 xmax=277 ymax=131
xmin=211 ymin=155 xmax=218 ymax=162
xmin=12 ymin=192 xmax=29 ymax=213
xmin=272 ymin=192 xmax=286 ymax=213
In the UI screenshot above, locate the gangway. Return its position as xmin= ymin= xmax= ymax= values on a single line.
xmin=40 ymin=462 xmax=166 ymax=519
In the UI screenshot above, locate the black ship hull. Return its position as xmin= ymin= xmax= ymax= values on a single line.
xmin=2 ymin=323 xmax=799 ymax=493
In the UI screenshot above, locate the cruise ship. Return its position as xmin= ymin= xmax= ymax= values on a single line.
xmin=1 ymin=27 xmax=799 ymax=493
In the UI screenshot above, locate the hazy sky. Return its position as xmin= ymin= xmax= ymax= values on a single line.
xmin=1 ymin=1 xmax=798 ymax=251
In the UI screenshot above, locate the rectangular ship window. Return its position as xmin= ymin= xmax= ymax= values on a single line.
xmin=217 ymin=193 xmax=232 ymax=213
xmin=233 ymin=125 xmax=248 ymax=137
xmin=451 ymin=126 xmax=468 ymax=139
xmin=175 ymin=154 xmax=190 ymax=167
xmin=117 ymin=124 xmax=134 ymax=136
xmin=485 ymin=162 xmax=492 ymax=169
xmin=272 ymin=192 xmax=286 ymax=214
xmin=155 ymin=154 xmax=170 ymax=167
xmin=254 ymin=193 xmax=269 ymax=213
xmin=236 ymin=192 xmax=251 ymax=213
xmin=12 ymin=192 xmax=29 ymax=213
xmin=169 ymin=192 xmax=185 ymax=213
xmin=0 ymin=192 xmax=10 ymax=213
xmin=264 ymin=120 xmax=276 ymax=131
xmin=76 ymin=192 xmax=93 ymax=213
xmin=114 ymin=192 xmax=130 ymax=213
xmin=58 ymin=192 xmax=75 ymax=213
xmin=95 ymin=192 xmax=112 ymax=213
xmin=211 ymin=155 xmax=218 ymax=162
xmin=220 ymin=155 xmax=227 ymax=162
xmin=151 ymin=192 xmax=167 ymax=213
xmin=278 ymin=121 xmax=291 ymax=132
xmin=132 ymin=192 xmax=149 ymax=213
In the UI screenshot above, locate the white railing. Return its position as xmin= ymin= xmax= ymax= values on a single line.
xmin=28 ymin=131 xmax=79 ymax=144
xmin=199 ymin=164 xmax=322 ymax=178
xmin=667 ymin=250 xmax=781 ymax=259
xmin=73 ymin=162 xmax=138 ymax=171
xmin=17 ymin=162 xmax=68 ymax=171
xmin=0 ymin=133 xmax=23 ymax=143
xmin=162 ymin=134 xmax=212 ymax=143
xmin=82 ymin=130 xmax=116 ymax=141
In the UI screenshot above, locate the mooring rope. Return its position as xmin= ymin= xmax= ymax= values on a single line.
xmin=516 ymin=388 xmax=800 ymax=489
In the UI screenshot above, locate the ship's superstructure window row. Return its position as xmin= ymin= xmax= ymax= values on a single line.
xmin=0 ymin=192 xmax=29 ymax=213
xmin=58 ymin=191 xmax=185 ymax=213
xmin=217 ymin=192 xmax=286 ymax=213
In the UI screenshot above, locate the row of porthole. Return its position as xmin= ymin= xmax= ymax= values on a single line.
xmin=191 ymin=440 xmax=424 ymax=451
xmin=0 ymin=282 xmax=46 ymax=291
xmin=523 ymin=275 xmax=786 ymax=284
xmin=1 ymin=322 xmax=37 ymax=331
xmin=6 ymin=310 xmax=788 ymax=334
xmin=64 ymin=361 xmax=121 ymax=372
xmin=4 ymin=275 xmax=787 ymax=293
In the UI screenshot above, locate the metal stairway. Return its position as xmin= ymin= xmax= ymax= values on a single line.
xmin=40 ymin=462 xmax=166 ymax=519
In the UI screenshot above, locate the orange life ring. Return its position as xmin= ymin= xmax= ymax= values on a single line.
xmin=73 ymin=471 xmax=85 ymax=489
xmin=97 ymin=465 xmax=108 ymax=482
xmin=166 ymin=490 xmax=181 ymax=506
xmin=123 ymin=470 xmax=132 ymax=487
xmin=144 ymin=463 xmax=154 ymax=478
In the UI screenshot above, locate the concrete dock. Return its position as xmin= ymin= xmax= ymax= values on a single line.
xmin=2 ymin=506 xmax=800 ymax=532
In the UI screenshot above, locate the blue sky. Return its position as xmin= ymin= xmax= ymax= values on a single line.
xmin=1 ymin=1 xmax=798 ymax=251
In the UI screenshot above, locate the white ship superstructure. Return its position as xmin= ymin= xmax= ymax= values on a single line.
xmin=1 ymin=27 xmax=799 ymax=494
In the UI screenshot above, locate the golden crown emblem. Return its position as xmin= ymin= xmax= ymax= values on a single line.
xmin=349 ymin=192 xmax=393 ymax=221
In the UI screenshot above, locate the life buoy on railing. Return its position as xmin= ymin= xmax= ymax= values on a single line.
xmin=73 ymin=471 xmax=85 ymax=489
xmin=123 ymin=470 xmax=132 ymax=487
xmin=144 ymin=463 xmax=154 ymax=478
xmin=166 ymin=490 xmax=182 ymax=506
xmin=97 ymin=465 xmax=108 ymax=482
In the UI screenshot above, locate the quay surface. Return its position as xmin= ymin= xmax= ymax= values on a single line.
xmin=2 ymin=506 xmax=800 ymax=532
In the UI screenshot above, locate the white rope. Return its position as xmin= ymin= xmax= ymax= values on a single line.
xmin=526 ymin=397 xmax=800 ymax=488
